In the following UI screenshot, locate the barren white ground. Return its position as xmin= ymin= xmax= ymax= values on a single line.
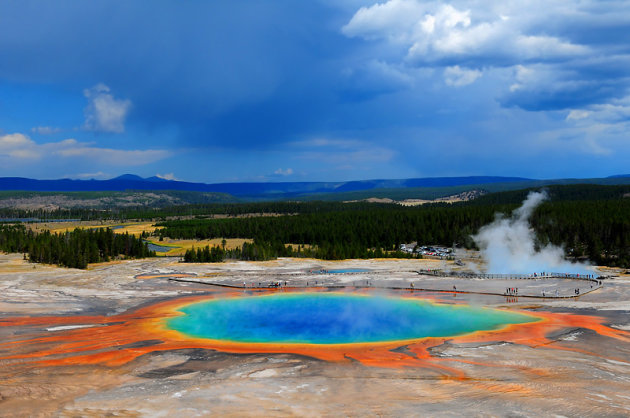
xmin=1 ymin=253 xmax=630 ymax=417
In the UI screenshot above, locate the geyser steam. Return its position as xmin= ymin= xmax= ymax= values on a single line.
xmin=473 ymin=191 xmax=591 ymax=275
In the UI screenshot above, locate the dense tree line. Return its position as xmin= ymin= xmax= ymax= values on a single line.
xmin=157 ymin=205 xmax=498 ymax=248
xmin=531 ymin=200 xmax=630 ymax=267
xmin=0 ymin=224 xmax=154 ymax=269
xmin=183 ymin=241 xmax=421 ymax=263
xmin=2 ymin=184 xmax=629 ymax=222
xmin=469 ymin=184 xmax=630 ymax=206
xmin=160 ymin=197 xmax=630 ymax=266
xmin=183 ymin=241 xmax=288 ymax=262
xmin=184 ymin=245 xmax=226 ymax=262
xmin=0 ymin=200 xmax=396 ymax=222
xmin=157 ymin=205 xmax=496 ymax=260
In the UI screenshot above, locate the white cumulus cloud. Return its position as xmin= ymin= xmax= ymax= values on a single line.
xmin=83 ymin=83 xmax=132 ymax=133
xmin=566 ymin=110 xmax=591 ymax=121
xmin=0 ymin=133 xmax=170 ymax=166
xmin=274 ymin=168 xmax=294 ymax=176
xmin=71 ymin=171 xmax=109 ymax=179
xmin=156 ymin=173 xmax=178 ymax=180
xmin=341 ymin=0 xmax=624 ymax=111
xmin=444 ymin=65 xmax=482 ymax=87
xmin=0 ymin=133 xmax=41 ymax=159
xmin=343 ymin=1 xmax=588 ymax=66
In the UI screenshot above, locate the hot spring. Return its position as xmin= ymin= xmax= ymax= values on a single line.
xmin=166 ymin=293 xmax=537 ymax=345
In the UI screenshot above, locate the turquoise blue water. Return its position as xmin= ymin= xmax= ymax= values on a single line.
xmin=167 ymin=293 xmax=536 ymax=344
xmin=327 ymin=269 xmax=370 ymax=274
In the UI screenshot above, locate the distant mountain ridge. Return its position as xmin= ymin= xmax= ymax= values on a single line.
xmin=0 ymin=175 xmax=531 ymax=196
xmin=0 ymin=174 xmax=629 ymax=200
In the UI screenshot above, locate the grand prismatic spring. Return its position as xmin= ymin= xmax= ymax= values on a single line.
xmin=167 ymin=293 xmax=537 ymax=344
xmin=2 ymin=256 xmax=630 ymax=415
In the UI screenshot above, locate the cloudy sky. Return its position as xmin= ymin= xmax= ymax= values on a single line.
xmin=1 ymin=0 xmax=629 ymax=182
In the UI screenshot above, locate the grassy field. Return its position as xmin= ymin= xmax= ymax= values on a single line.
xmin=26 ymin=220 xmax=254 ymax=257
xmin=30 ymin=221 xmax=159 ymax=236
xmin=146 ymin=237 xmax=253 ymax=256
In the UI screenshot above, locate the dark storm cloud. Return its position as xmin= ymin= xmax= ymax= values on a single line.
xmin=1 ymin=0 xmax=630 ymax=181
xmin=0 ymin=1 xmax=366 ymax=148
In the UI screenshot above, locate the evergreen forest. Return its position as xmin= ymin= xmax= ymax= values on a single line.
xmin=160 ymin=193 xmax=630 ymax=267
xmin=1 ymin=184 xmax=629 ymax=268
xmin=0 ymin=225 xmax=154 ymax=269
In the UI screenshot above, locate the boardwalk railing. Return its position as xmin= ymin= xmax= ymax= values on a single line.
xmin=417 ymin=269 xmax=601 ymax=281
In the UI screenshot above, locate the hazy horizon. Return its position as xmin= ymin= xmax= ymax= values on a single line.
xmin=3 ymin=172 xmax=629 ymax=185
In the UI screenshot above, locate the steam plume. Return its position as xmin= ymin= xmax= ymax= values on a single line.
xmin=473 ymin=191 xmax=591 ymax=275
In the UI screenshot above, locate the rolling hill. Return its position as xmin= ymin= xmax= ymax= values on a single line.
xmin=0 ymin=174 xmax=629 ymax=205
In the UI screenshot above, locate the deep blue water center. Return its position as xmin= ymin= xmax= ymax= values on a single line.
xmin=167 ymin=293 xmax=535 ymax=344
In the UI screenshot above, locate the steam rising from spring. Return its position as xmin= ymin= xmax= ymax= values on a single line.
xmin=473 ymin=191 xmax=591 ymax=275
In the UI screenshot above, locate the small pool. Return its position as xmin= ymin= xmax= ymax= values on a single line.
xmin=166 ymin=293 xmax=536 ymax=345
xmin=144 ymin=241 xmax=177 ymax=253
